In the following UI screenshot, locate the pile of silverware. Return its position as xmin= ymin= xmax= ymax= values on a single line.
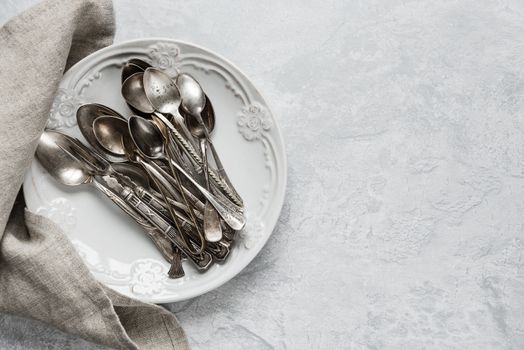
xmin=36 ymin=58 xmax=245 ymax=278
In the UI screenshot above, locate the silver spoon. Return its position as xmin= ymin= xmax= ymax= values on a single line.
xmin=36 ymin=131 xmax=211 ymax=270
xmin=122 ymin=73 xmax=242 ymax=207
xmin=121 ymin=72 xmax=153 ymax=113
xmin=92 ymin=115 xmax=205 ymax=257
xmin=183 ymin=92 xmax=215 ymax=137
xmin=90 ymin=114 xmax=199 ymax=207
xmin=176 ymin=73 xmax=243 ymax=205
xmin=122 ymin=125 xmax=207 ymax=255
xmin=121 ymin=59 xmax=155 ymax=118
xmin=122 ymin=71 xmax=197 ymax=150
xmin=142 ymin=68 xmax=198 ymax=147
xmin=88 ymin=114 xmax=232 ymax=257
xmin=128 ymin=116 xmax=246 ymax=230
xmin=43 ymin=132 xmax=187 ymax=277
xmin=76 ymin=103 xmax=127 ymax=163
xmin=188 ymin=112 xmax=222 ymax=242
xmin=121 ymin=58 xmax=151 ymax=83
xmin=92 ymin=116 xmax=205 ymax=211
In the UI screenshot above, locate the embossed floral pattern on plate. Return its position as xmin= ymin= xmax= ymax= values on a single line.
xmin=47 ymin=88 xmax=82 ymax=129
xmin=237 ymin=102 xmax=272 ymax=141
xmin=130 ymin=260 xmax=167 ymax=297
xmin=147 ymin=42 xmax=181 ymax=76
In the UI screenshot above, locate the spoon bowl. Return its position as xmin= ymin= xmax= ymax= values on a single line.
xmin=122 ymin=73 xmax=155 ymax=114
xmin=127 ymin=117 xmax=245 ymax=230
xmin=36 ymin=131 xmax=92 ymax=186
xmin=185 ymin=94 xmax=215 ymax=138
xmin=143 ymin=67 xmax=182 ymax=116
xmin=76 ymin=103 xmax=128 ymax=163
xmin=176 ymin=75 xmax=222 ymax=241
xmin=93 ymin=116 xmax=130 ymax=157
xmin=176 ymin=73 xmax=243 ymax=207
xmin=128 ymin=116 xmax=165 ymax=159
xmin=121 ymin=58 xmax=151 ymax=83
xmin=176 ymin=73 xmax=206 ymax=117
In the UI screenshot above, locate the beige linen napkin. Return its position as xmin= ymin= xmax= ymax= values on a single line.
xmin=0 ymin=0 xmax=190 ymax=349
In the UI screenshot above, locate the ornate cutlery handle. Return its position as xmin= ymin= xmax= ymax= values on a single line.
xmin=166 ymin=157 xmax=246 ymax=230
xmin=124 ymin=191 xmax=212 ymax=270
xmin=93 ymin=178 xmax=152 ymax=228
xmin=153 ymin=112 xmax=244 ymax=207
xmin=133 ymin=185 xmax=194 ymax=228
xmin=101 ymin=176 xmax=213 ymax=270
xmin=174 ymin=215 xmax=230 ymax=261
xmin=206 ymin=139 xmax=242 ymax=203
xmin=92 ymin=179 xmax=179 ymax=264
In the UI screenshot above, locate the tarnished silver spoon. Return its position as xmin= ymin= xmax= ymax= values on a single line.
xmin=92 ymin=115 xmax=207 ymax=255
xmin=36 ymin=131 xmax=211 ymax=270
xmin=176 ymin=73 xmax=243 ymax=205
xmin=128 ymin=116 xmax=246 ymax=230
xmin=142 ymin=67 xmax=198 ymax=147
xmin=121 ymin=59 xmax=153 ymax=117
xmin=92 ymin=116 xmax=205 ymax=211
xmin=122 ymin=72 xmax=242 ymax=207
xmin=121 ymin=58 xmax=151 ymax=83
xmin=121 ymin=71 xmax=197 ymax=151
xmin=76 ymin=103 xmax=127 ymax=163
xmin=188 ymin=111 xmax=222 ymax=242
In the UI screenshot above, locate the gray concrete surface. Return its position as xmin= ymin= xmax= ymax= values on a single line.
xmin=1 ymin=0 xmax=524 ymax=349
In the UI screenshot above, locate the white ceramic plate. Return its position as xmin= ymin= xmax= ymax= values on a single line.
xmin=23 ymin=38 xmax=286 ymax=303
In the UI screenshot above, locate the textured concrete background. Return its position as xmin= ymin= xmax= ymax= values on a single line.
xmin=2 ymin=0 xmax=524 ymax=349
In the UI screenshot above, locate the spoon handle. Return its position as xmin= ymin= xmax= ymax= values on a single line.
xmin=167 ymin=156 xmax=246 ymax=230
xmin=138 ymin=157 xmax=206 ymax=213
xmin=138 ymin=157 xmax=205 ymax=255
xmin=155 ymin=111 xmax=198 ymax=156
xmin=151 ymin=191 xmax=204 ymax=219
xmin=133 ymin=185 xmax=195 ymax=228
xmin=153 ymin=112 xmax=244 ymax=207
xmin=172 ymin=111 xmax=201 ymax=150
xmin=167 ymin=247 xmax=185 ymax=279
xmin=99 ymin=175 xmax=213 ymax=270
xmin=93 ymin=177 xmax=152 ymax=228
xmin=205 ymin=133 xmax=243 ymax=205
xmin=92 ymin=179 xmax=178 ymax=264
xmin=193 ymin=111 xmax=243 ymax=204
xmin=201 ymin=138 xmax=223 ymax=242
